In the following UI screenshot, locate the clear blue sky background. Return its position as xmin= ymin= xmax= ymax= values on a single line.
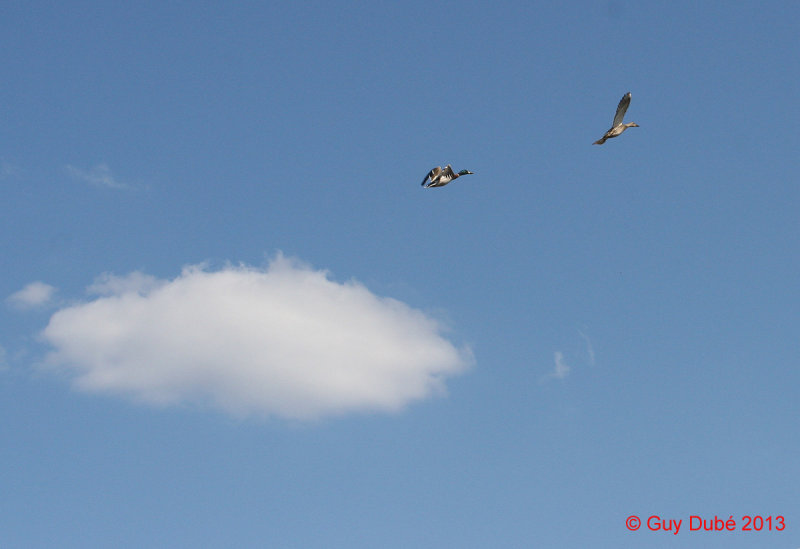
xmin=2 ymin=2 xmax=798 ymax=548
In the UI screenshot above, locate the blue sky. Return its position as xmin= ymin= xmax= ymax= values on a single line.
xmin=2 ymin=2 xmax=799 ymax=547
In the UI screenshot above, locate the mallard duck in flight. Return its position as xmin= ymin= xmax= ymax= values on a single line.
xmin=421 ymin=165 xmax=474 ymax=188
xmin=593 ymin=92 xmax=639 ymax=145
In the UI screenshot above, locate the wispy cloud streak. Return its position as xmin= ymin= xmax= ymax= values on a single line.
xmin=551 ymin=351 xmax=571 ymax=379
xmin=66 ymin=163 xmax=130 ymax=189
xmin=578 ymin=329 xmax=596 ymax=366
xmin=1 ymin=161 xmax=23 ymax=179
xmin=541 ymin=351 xmax=571 ymax=383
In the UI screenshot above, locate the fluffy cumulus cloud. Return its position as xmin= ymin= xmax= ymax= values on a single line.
xmin=7 ymin=281 xmax=57 ymax=309
xmin=41 ymin=256 xmax=471 ymax=419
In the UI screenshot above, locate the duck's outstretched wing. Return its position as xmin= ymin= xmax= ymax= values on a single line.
xmin=421 ymin=166 xmax=442 ymax=187
xmin=441 ymin=165 xmax=455 ymax=178
xmin=612 ymin=92 xmax=631 ymax=127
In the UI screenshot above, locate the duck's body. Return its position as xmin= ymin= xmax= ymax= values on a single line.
xmin=593 ymin=92 xmax=639 ymax=145
xmin=421 ymin=165 xmax=474 ymax=188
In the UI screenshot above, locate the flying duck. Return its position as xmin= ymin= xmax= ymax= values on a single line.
xmin=593 ymin=92 xmax=639 ymax=145
xmin=421 ymin=165 xmax=474 ymax=188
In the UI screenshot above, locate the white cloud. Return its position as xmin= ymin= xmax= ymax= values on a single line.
xmin=40 ymin=255 xmax=471 ymax=419
xmin=543 ymin=351 xmax=571 ymax=382
xmin=7 ymin=281 xmax=57 ymax=309
xmin=66 ymin=163 xmax=129 ymax=189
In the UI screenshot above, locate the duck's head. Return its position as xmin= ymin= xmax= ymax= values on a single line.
xmin=626 ymin=122 xmax=640 ymax=128
xmin=458 ymin=169 xmax=474 ymax=176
